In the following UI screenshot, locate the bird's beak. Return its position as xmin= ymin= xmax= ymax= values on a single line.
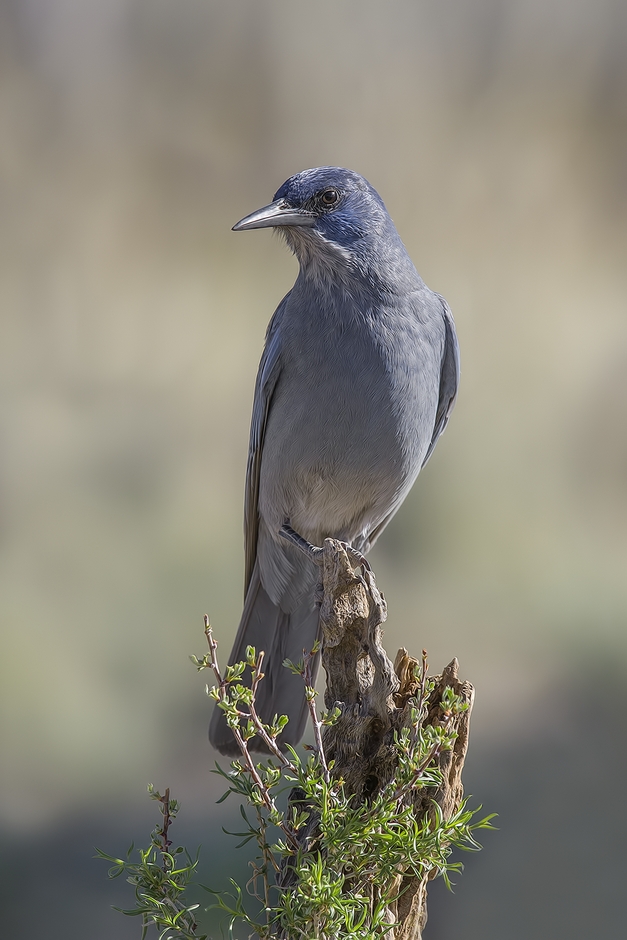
xmin=232 ymin=199 xmax=316 ymax=231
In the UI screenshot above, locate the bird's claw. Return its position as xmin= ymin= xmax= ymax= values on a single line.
xmin=279 ymin=524 xmax=371 ymax=574
xmin=340 ymin=542 xmax=372 ymax=573
xmin=279 ymin=523 xmax=323 ymax=564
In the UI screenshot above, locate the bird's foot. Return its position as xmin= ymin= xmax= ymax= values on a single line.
xmin=279 ymin=523 xmax=323 ymax=565
xmin=338 ymin=541 xmax=372 ymax=573
xmin=279 ymin=523 xmax=371 ymax=574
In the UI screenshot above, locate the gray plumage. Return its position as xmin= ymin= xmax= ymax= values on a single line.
xmin=209 ymin=167 xmax=459 ymax=755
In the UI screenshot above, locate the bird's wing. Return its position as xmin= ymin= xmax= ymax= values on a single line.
xmin=421 ymin=295 xmax=460 ymax=468
xmin=360 ymin=295 xmax=460 ymax=552
xmin=243 ymin=293 xmax=288 ymax=595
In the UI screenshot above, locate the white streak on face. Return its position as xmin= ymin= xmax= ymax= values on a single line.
xmin=281 ymin=228 xmax=358 ymax=293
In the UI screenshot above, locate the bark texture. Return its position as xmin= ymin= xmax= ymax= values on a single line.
xmin=310 ymin=539 xmax=474 ymax=939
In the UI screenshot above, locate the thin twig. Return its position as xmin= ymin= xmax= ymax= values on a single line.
xmin=160 ymin=788 xmax=172 ymax=855
xmin=203 ymin=619 xmax=300 ymax=851
xmin=303 ymin=649 xmax=330 ymax=785
xmin=409 ymin=650 xmax=431 ymax=750
xmin=247 ymin=652 xmax=299 ymax=775
xmin=389 ymin=711 xmax=456 ymax=805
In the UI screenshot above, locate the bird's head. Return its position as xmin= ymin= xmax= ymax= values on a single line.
xmin=232 ymin=167 xmax=405 ymax=283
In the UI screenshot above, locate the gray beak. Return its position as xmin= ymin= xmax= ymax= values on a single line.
xmin=232 ymin=198 xmax=316 ymax=231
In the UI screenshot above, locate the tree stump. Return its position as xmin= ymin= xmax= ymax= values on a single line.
xmin=300 ymin=539 xmax=474 ymax=939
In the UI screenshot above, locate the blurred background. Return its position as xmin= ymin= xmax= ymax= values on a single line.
xmin=1 ymin=0 xmax=626 ymax=936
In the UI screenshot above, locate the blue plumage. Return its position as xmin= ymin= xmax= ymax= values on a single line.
xmin=209 ymin=167 xmax=459 ymax=754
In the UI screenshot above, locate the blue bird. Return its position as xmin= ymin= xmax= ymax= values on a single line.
xmin=209 ymin=167 xmax=459 ymax=754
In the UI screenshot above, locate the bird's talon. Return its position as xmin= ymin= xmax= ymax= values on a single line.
xmin=280 ymin=523 xmax=324 ymax=565
xmin=340 ymin=541 xmax=372 ymax=573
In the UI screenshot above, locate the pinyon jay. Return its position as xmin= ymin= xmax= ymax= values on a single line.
xmin=209 ymin=167 xmax=459 ymax=755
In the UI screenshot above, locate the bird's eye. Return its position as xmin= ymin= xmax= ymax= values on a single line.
xmin=320 ymin=188 xmax=340 ymax=207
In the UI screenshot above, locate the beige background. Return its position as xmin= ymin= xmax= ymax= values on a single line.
xmin=1 ymin=1 xmax=626 ymax=936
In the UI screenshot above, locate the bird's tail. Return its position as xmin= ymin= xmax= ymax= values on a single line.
xmin=208 ymin=563 xmax=321 ymax=756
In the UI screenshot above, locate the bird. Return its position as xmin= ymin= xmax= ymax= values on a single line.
xmin=209 ymin=167 xmax=459 ymax=755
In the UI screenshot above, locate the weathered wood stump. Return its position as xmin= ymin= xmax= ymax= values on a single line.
xmin=292 ymin=538 xmax=474 ymax=939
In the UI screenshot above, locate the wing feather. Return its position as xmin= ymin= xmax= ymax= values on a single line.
xmin=243 ymin=294 xmax=288 ymax=594
xmin=421 ymin=295 xmax=460 ymax=468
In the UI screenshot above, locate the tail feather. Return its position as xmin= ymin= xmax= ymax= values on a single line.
xmin=208 ymin=563 xmax=320 ymax=755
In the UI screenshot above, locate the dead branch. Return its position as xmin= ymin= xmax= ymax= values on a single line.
xmin=289 ymin=538 xmax=474 ymax=940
